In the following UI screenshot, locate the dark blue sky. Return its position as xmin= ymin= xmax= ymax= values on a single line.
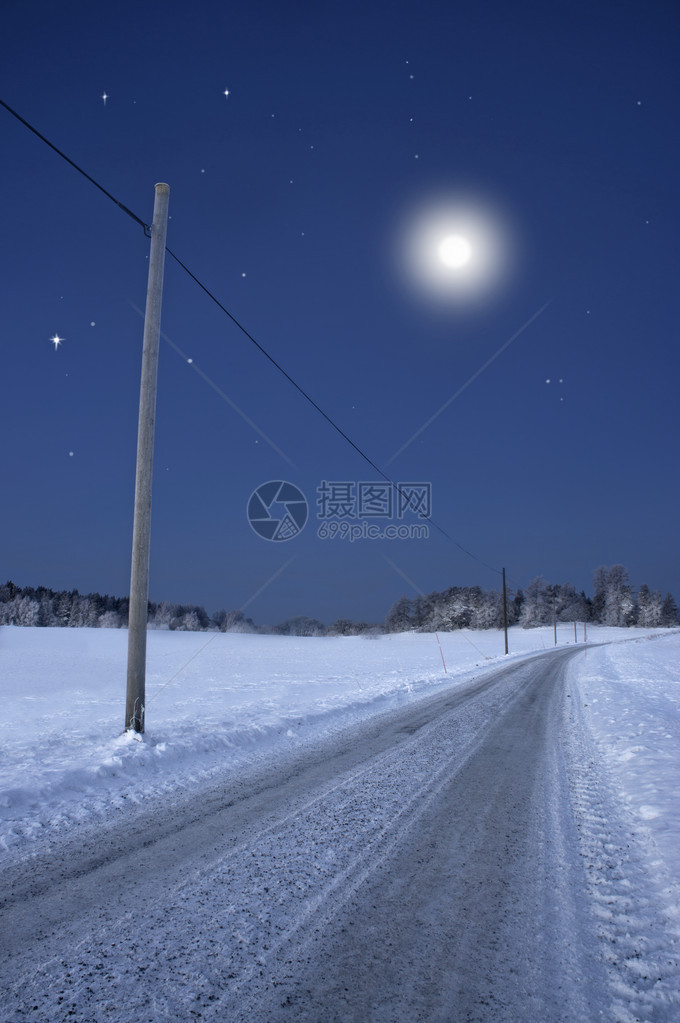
xmin=2 ymin=0 xmax=678 ymax=624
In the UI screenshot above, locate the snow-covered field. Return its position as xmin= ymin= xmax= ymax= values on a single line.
xmin=0 ymin=624 xmax=678 ymax=863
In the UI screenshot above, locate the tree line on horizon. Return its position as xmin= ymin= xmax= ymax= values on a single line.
xmin=384 ymin=566 xmax=678 ymax=633
xmin=0 ymin=566 xmax=677 ymax=636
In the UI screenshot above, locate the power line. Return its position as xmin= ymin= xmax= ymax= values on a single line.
xmin=163 ymin=247 xmax=500 ymax=573
xmin=0 ymin=98 xmax=150 ymax=233
xmin=163 ymin=246 xmax=401 ymax=485
xmin=1 ymin=97 xmax=516 ymax=580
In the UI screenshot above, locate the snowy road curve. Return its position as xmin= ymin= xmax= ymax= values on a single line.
xmin=2 ymin=646 xmax=678 ymax=1022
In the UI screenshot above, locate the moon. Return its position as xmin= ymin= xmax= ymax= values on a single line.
xmin=438 ymin=234 xmax=472 ymax=269
xmin=393 ymin=190 xmax=520 ymax=308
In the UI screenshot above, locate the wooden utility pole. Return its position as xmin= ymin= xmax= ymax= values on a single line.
xmin=125 ymin=183 xmax=170 ymax=733
xmin=502 ymin=567 xmax=509 ymax=654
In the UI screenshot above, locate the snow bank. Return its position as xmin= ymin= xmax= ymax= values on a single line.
xmin=568 ymin=631 xmax=680 ymax=882
xmin=0 ymin=623 xmax=675 ymax=853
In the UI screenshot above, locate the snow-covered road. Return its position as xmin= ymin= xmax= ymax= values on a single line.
xmin=3 ymin=644 xmax=679 ymax=1022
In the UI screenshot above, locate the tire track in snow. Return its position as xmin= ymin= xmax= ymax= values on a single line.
xmin=215 ymin=669 xmax=519 ymax=1016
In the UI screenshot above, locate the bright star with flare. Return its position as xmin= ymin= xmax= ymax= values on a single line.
xmin=50 ymin=334 xmax=64 ymax=351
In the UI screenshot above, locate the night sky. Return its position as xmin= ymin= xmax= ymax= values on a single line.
xmin=2 ymin=0 xmax=679 ymax=625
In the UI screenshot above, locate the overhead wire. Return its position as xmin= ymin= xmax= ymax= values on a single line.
xmin=163 ymin=245 xmax=500 ymax=573
xmin=2 ymin=96 xmax=521 ymax=585
xmin=0 ymin=98 xmax=150 ymax=234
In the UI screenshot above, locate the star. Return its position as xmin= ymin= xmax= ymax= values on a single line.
xmin=223 ymin=88 xmax=230 ymax=98
xmin=50 ymin=334 xmax=64 ymax=351
xmin=102 ymin=92 xmax=108 ymax=106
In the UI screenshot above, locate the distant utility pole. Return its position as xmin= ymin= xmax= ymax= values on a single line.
xmin=553 ymin=595 xmax=557 ymax=646
xmin=125 ymin=183 xmax=170 ymax=733
xmin=502 ymin=567 xmax=509 ymax=655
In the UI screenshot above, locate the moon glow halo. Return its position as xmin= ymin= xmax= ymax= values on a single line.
xmin=395 ymin=192 xmax=517 ymax=308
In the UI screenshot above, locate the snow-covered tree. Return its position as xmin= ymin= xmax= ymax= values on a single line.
xmin=53 ymin=591 xmax=75 ymax=626
xmin=216 ymin=609 xmax=256 ymax=633
xmin=409 ymin=595 xmax=425 ymax=630
xmin=1 ymin=595 xmax=39 ymax=626
xmin=70 ymin=595 xmax=98 ymax=628
xmin=442 ymin=589 xmax=468 ymax=630
xmin=98 ymin=609 xmax=121 ymax=628
xmin=385 ymin=595 xmax=414 ymax=633
xmin=603 ymin=565 xmax=636 ymax=626
xmin=660 ymin=592 xmax=678 ymax=627
xmin=37 ymin=597 xmax=55 ymax=626
xmin=470 ymin=587 xmax=502 ymax=629
xmin=174 ymin=610 xmax=201 ymax=631
xmin=510 ymin=589 xmax=524 ymax=626
xmin=327 ymin=618 xmax=355 ymax=636
xmin=572 ymin=590 xmax=593 ymax=623
xmin=520 ymin=577 xmax=551 ymax=627
xmin=636 ymin=584 xmax=663 ymax=627
xmin=0 ymin=581 xmax=20 ymax=604
xmin=421 ymin=591 xmax=452 ymax=632
xmin=592 ymin=566 xmax=608 ymax=623
xmin=151 ymin=601 xmax=179 ymax=630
